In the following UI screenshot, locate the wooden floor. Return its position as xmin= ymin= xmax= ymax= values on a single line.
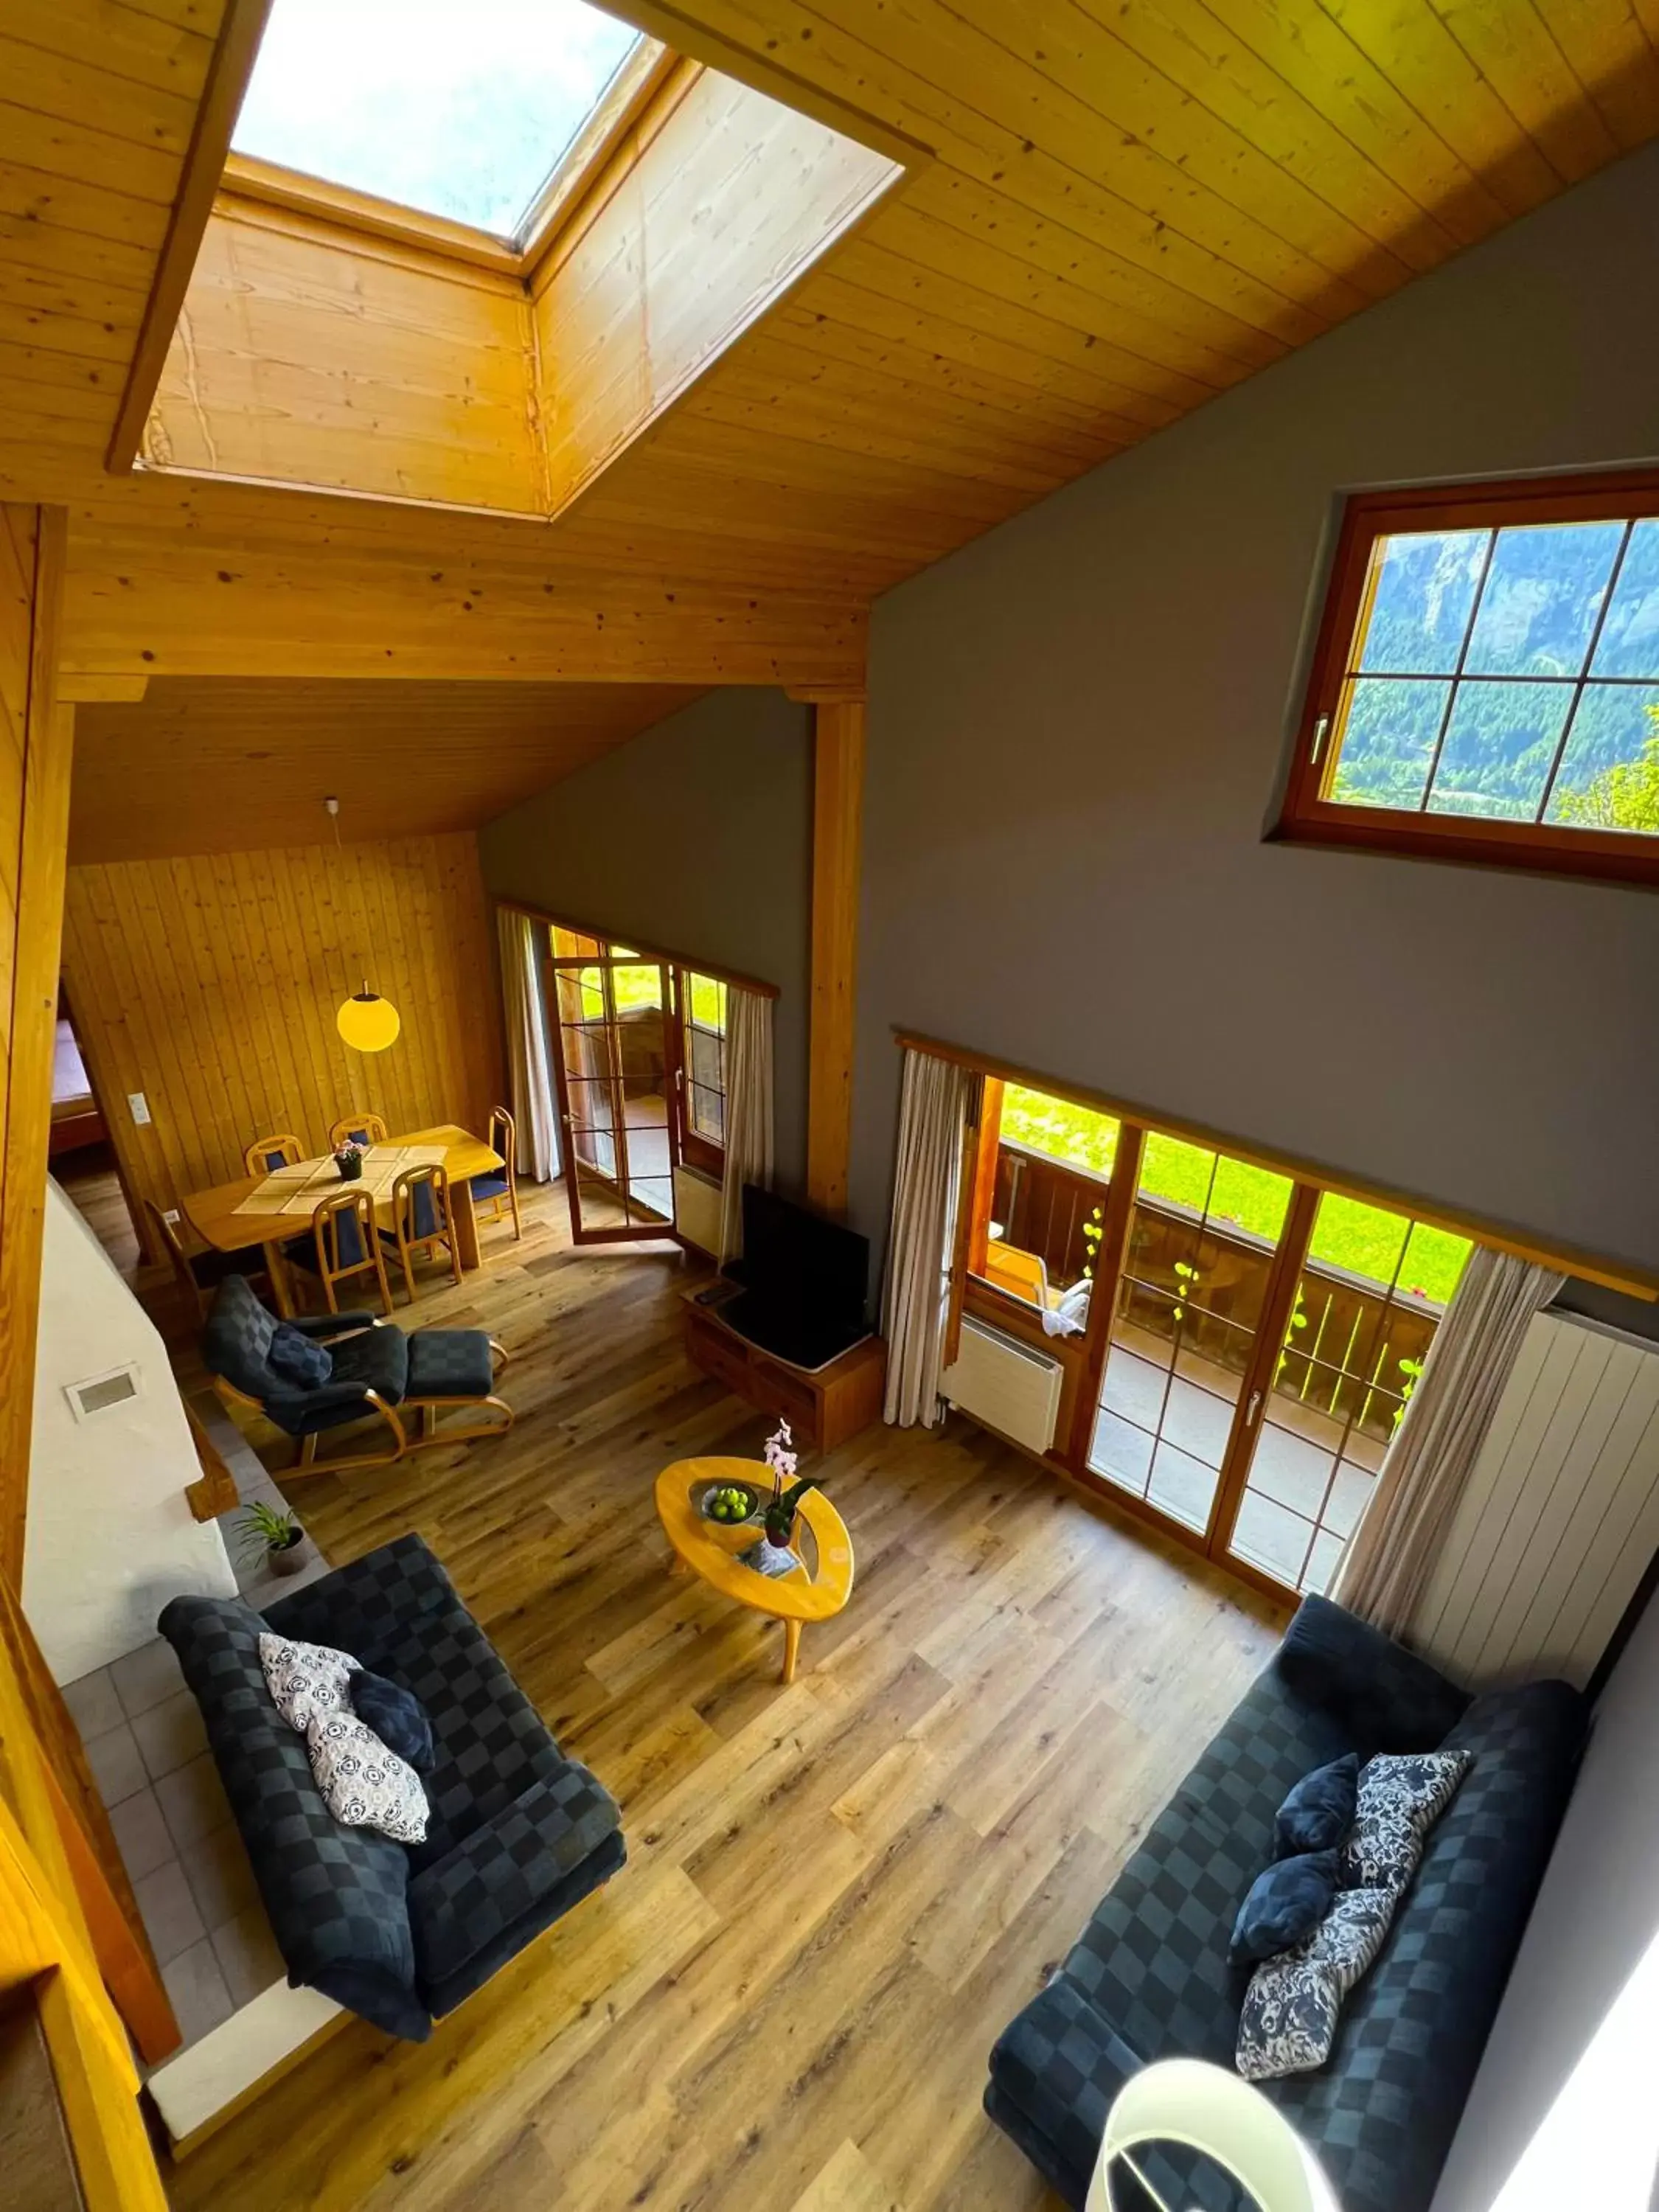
xmin=164 ymin=1181 xmax=1287 ymax=2212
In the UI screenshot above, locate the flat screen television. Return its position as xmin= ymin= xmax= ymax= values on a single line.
xmin=722 ymin=1185 xmax=871 ymax=1371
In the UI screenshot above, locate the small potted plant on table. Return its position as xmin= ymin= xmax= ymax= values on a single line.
xmin=740 ymin=1420 xmax=819 ymax=1579
xmin=333 ymin=1138 xmax=365 ymax=1181
xmin=238 ymin=1500 xmax=307 ymax=1579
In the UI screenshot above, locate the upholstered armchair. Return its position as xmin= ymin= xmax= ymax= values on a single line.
xmin=202 ymin=1273 xmax=511 ymax=1477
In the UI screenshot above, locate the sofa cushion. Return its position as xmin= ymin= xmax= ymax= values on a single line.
xmin=1237 ymin=1885 xmax=1399 ymax=2081
xmin=1228 ymin=1849 xmax=1340 ymax=1966
xmin=307 ymin=1708 xmax=429 ymax=1845
xmin=327 ymin=1323 xmax=409 ymax=1403
xmin=1340 ymin=1749 xmax=1473 ymax=1894
xmin=408 ymin=1760 xmax=620 ymax=1988
xmin=258 ymin=1632 xmax=359 ymax=1732
xmin=349 ymin=1671 xmax=436 ymax=1771
xmin=267 ymin=1321 xmax=333 ymax=1388
xmin=1275 ymin=1752 xmax=1359 ymax=1857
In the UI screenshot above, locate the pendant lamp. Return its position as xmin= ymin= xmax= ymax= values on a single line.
xmin=324 ymin=797 xmax=401 ymax=1053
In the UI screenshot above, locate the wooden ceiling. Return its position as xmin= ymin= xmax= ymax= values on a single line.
xmin=6 ymin=0 xmax=1659 ymax=847
xmin=67 ymin=678 xmax=703 ymax=860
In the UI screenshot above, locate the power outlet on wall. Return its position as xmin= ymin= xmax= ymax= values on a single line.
xmin=128 ymin=1092 xmax=150 ymax=1127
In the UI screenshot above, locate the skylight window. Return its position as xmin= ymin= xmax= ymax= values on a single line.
xmin=232 ymin=0 xmax=643 ymax=239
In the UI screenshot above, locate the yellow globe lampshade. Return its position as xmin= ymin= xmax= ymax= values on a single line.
xmin=337 ymin=988 xmax=400 ymax=1054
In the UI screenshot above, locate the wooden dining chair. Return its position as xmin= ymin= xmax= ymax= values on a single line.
xmin=469 ymin=1105 xmax=522 ymax=1242
xmin=306 ymin=1187 xmax=394 ymax=1317
xmin=328 ymin=1111 xmax=389 ymax=1152
xmin=386 ymin=1163 xmax=463 ymax=1302
xmin=245 ymin=1131 xmax=306 ymax=1175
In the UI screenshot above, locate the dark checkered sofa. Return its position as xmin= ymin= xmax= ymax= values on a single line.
xmin=159 ymin=1534 xmax=625 ymax=2041
xmin=985 ymin=1595 xmax=1587 ymax=2211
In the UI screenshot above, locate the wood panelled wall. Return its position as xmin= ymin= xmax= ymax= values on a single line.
xmin=60 ymin=832 xmax=502 ymax=1249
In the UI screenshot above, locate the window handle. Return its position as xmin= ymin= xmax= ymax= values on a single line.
xmin=1246 ymin=1389 xmax=1262 ymax=1425
xmin=1310 ymin=714 xmax=1330 ymax=766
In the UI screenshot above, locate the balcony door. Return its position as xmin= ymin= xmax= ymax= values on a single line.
xmin=544 ymin=928 xmax=678 ymax=1245
xmin=961 ymin=1077 xmax=1472 ymax=1600
xmin=1087 ymin=1136 xmax=1314 ymax=1548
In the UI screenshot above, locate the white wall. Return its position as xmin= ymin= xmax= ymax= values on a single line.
xmin=24 ymin=1180 xmax=234 ymax=1682
xmin=1431 ymin=1582 xmax=1659 ymax=2212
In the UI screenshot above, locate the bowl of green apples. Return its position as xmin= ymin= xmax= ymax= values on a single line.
xmin=695 ymin=1478 xmax=762 ymax=1527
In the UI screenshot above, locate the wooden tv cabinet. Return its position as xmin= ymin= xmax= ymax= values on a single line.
xmin=681 ymin=1285 xmax=886 ymax=1454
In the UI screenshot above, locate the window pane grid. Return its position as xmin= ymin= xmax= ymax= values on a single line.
xmin=1332 ymin=515 xmax=1659 ymax=834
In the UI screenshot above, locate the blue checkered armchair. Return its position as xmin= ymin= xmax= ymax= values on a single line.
xmin=985 ymin=1596 xmax=1588 ymax=2212
xmin=159 ymin=1535 xmax=625 ymax=2039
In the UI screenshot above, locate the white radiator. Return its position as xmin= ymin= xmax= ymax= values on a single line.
xmin=672 ymin=1165 xmax=723 ymax=1256
xmin=1411 ymin=1310 xmax=1659 ymax=1690
xmin=942 ymin=1317 xmax=1063 ymax=1455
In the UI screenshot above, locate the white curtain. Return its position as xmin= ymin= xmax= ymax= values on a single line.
xmin=495 ymin=908 xmax=560 ymax=1183
xmin=717 ymin=987 xmax=775 ymax=1262
xmin=881 ymin=1049 xmax=975 ymax=1428
xmin=1332 ymin=1246 xmax=1564 ymax=1637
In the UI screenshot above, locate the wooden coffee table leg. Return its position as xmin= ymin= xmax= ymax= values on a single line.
xmin=782 ymin=1618 xmax=802 ymax=1686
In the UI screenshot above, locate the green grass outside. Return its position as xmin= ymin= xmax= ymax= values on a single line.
xmin=999 ymin=1084 xmax=1470 ymax=1304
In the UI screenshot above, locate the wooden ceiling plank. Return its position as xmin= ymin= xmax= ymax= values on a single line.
xmin=1197 ymin=0 xmax=1523 ymax=239
xmin=0 ymin=32 xmax=201 ymax=158
xmin=894 ymin=178 xmax=1294 ymax=375
xmin=0 ymin=209 xmax=165 ymax=300
xmin=1063 ymin=0 xmax=1464 ymax=269
xmin=1529 ymin=0 xmax=1659 ymax=151
xmin=1425 ymin=0 xmax=1620 ymax=181
xmin=5 ymin=0 xmax=215 ymax=102
xmin=1312 ymin=0 xmax=1585 ymax=199
xmin=610 ymin=0 xmax=1385 ymax=316
xmin=0 ymin=108 xmax=184 ymax=213
xmin=813 ymin=248 xmax=1186 ymax=430
xmin=763 ymin=307 xmax=1136 ymax=464
xmin=938 ymin=0 xmax=1433 ymax=284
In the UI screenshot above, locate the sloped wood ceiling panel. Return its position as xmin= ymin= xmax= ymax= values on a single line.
xmin=4 ymin=1 xmax=1659 ymax=737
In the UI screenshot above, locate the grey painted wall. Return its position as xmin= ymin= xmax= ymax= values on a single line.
xmin=1430 ymin=1577 xmax=1659 ymax=2211
xmin=852 ymin=139 xmax=1659 ymax=1280
xmin=479 ymin=687 xmax=813 ymax=1199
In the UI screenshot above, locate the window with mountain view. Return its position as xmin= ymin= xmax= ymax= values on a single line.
xmin=1276 ymin=477 xmax=1659 ymax=885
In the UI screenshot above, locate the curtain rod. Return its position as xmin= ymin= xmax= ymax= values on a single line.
xmin=892 ymin=1026 xmax=1658 ymax=1303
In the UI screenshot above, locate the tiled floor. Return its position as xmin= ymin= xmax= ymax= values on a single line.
xmin=63 ymin=1394 xmax=328 ymax=2056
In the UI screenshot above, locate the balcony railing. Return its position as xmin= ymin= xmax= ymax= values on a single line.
xmin=984 ymin=1140 xmax=1447 ymax=1448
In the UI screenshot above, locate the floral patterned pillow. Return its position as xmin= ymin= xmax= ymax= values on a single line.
xmin=305 ymin=1709 xmax=428 ymax=1845
xmin=1237 ymin=1887 xmax=1397 ymax=2081
xmin=258 ymin=1632 xmax=360 ymax=1733
xmin=1339 ymin=1750 xmax=1473 ymax=1894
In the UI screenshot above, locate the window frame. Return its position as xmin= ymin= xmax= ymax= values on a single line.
xmin=675 ymin=967 xmax=728 ymax=1181
xmin=1274 ymin=470 xmax=1659 ymax=888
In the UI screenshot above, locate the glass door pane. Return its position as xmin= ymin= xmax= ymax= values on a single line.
xmin=1089 ymin=1135 xmax=1295 ymax=1537
xmin=1228 ymin=1194 xmax=1473 ymax=1596
xmin=545 ymin=931 xmax=675 ymax=1243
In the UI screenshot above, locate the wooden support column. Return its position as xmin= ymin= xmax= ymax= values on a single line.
xmin=0 ymin=505 xmax=74 ymax=1587
xmin=802 ymin=693 xmax=866 ymax=1216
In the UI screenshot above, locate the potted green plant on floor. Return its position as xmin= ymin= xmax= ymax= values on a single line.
xmin=237 ymin=1499 xmax=307 ymax=1579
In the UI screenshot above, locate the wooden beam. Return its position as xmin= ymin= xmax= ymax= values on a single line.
xmin=184 ymin=1406 xmax=240 ymax=1523
xmin=807 ymin=696 xmax=866 ymax=1215
xmin=0 ymin=505 xmax=73 ymax=1587
xmin=56 ymin=675 xmax=147 ymax=707
xmin=107 ymin=0 xmax=275 ymax=473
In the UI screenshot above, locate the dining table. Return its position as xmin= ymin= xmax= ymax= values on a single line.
xmin=179 ymin=1123 xmax=504 ymax=1318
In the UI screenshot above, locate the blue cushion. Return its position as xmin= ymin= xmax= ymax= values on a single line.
xmin=1274 ymin=1752 xmax=1360 ymax=1857
xmin=1228 ymin=1848 xmax=1340 ymax=1966
xmin=470 ymin=1173 xmax=509 ymax=1199
xmin=350 ymin=1671 xmax=435 ymax=1772
xmin=266 ymin=1321 xmax=332 ymax=1388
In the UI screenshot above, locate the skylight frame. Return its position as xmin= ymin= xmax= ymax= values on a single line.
xmin=220 ymin=35 xmax=673 ymax=278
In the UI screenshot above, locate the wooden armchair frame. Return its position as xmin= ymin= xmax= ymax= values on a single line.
xmin=471 ymin=1105 xmax=523 ymax=1242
